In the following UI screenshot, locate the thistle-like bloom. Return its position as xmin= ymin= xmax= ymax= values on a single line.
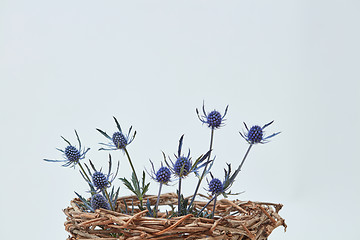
xmin=44 ymin=130 xmax=90 ymax=168
xmin=198 ymin=167 xmax=243 ymax=218
xmin=156 ymin=166 xmax=171 ymax=184
xmin=97 ymin=116 xmax=136 ymax=151
xmin=147 ymin=160 xmax=171 ymax=184
xmin=165 ymin=135 xmax=211 ymax=179
xmin=196 ymin=102 xmax=229 ymax=129
xmin=208 ymin=178 xmax=224 ymax=196
xmin=239 ymin=120 xmax=280 ymax=144
xmin=91 ymin=193 xmax=111 ymax=210
xmin=146 ymin=160 xmax=172 ymax=217
xmin=82 ymin=154 xmax=119 ymax=192
xmin=207 ymin=164 xmax=243 ymax=198
xmin=165 ymin=135 xmax=211 ymax=216
xmin=92 ymin=171 xmax=109 ymax=190
xmin=174 ymin=156 xmax=191 ymax=177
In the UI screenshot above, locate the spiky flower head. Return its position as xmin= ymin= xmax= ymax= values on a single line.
xmin=240 ymin=120 xmax=280 ymax=144
xmin=97 ymin=116 xmax=136 ymax=151
xmin=165 ymin=135 xmax=212 ymax=179
xmin=247 ymin=125 xmax=263 ymax=144
xmin=81 ymin=154 xmax=119 ymax=192
xmin=112 ymin=132 xmax=127 ymax=149
xmin=146 ymin=159 xmax=172 ymax=185
xmin=197 ymin=102 xmax=229 ymax=129
xmin=43 ymin=130 xmax=90 ymax=168
xmin=92 ymin=171 xmax=109 ymax=190
xmin=64 ymin=145 xmax=81 ymax=162
xmin=208 ymin=178 xmax=224 ymax=195
xmin=90 ymin=193 xmax=110 ymax=210
xmin=155 ymin=166 xmax=171 ymax=184
xmin=174 ymin=157 xmax=191 ymax=177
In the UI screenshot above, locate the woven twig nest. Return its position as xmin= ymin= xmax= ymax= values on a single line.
xmin=64 ymin=193 xmax=286 ymax=240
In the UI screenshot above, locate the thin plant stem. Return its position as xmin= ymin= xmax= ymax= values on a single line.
xmin=155 ymin=183 xmax=163 ymax=218
xmin=104 ymin=188 xmax=114 ymax=211
xmin=78 ymin=162 xmax=91 ymax=183
xmin=188 ymin=128 xmax=214 ymax=210
xmin=197 ymin=194 xmax=217 ymax=217
xmin=124 ymin=147 xmax=139 ymax=183
xmin=178 ymin=177 xmax=182 ymax=216
xmin=235 ymin=144 xmax=253 ymax=173
xmin=211 ymin=195 xmax=217 ymax=219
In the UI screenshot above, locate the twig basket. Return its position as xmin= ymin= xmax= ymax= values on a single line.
xmin=64 ymin=193 xmax=286 ymax=240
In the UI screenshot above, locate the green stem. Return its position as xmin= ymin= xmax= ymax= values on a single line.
xmin=188 ymin=128 xmax=214 ymax=210
xmin=78 ymin=162 xmax=91 ymax=183
xmin=236 ymin=144 xmax=253 ymax=173
xmin=104 ymin=188 xmax=114 ymax=211
xmin=178 ymin=177 xmax=182 ymax=216
xmin=124 ymin=147 xmax=139 ymax=183
xmin=155 ymin=183 xmax=163 ymax=218
xmin=211 ymin=195 xmax=217 ymax=219
xmin=197 ymin=194 xmax=217 ymax=217
xmin=123 ymin=148 xmax=144 ymax=209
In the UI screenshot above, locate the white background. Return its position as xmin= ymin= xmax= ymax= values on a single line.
xmin=1 ymin=1 xmax=359 ymax=239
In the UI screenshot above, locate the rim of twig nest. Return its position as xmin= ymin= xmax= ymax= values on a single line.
xmin=64 ymin=193 xmax=286 ymax=240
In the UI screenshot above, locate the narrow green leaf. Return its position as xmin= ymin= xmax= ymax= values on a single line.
xmin=142 ymin=183 xmax=150 ymax=196
xmin=120 ymin=177 xmax=135 ymax=193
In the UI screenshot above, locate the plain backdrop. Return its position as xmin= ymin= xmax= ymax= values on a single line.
xmin=1 ymin=0 xmax=359 ymax=239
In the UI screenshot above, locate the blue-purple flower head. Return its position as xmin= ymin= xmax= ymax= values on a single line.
xmin=174 ymin=157 xmax=191 ymax=177
xmin=147 ymin=160 xmax=171 ymax=184
xmin=239 ymin=120 xmax=280 ymax=144
xmin=208 ymin=178 xmax=224 ymax=195
xmin=81 ymin=154 xmax=119 ymax=192
xmin=165 ymin=135 xmax=212 ymax=179
xmin=43 ymin=130 xmax=90 ymax=168
xmin=112 ymin=132 xmax=128 ymax=149
xmin=64 ymin=146 xmax=81 ymax=163
xmin=92 ymin=171 xmax=109 ymax=190
xmin=197 ymin=102 xmax=229 ymax=129
xmin=205 ymin=164 xmax=244 ymax=199
xmin=97 ymin=116 xmax=136 ymax=151
xmin=156 ymin=166 xmax=171 ymax=184
xmin=91 ymin=193 xmax=110 ymax=210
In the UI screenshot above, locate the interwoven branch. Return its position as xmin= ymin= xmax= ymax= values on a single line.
xmin=64 ymin=193 xmax=286 ymax=240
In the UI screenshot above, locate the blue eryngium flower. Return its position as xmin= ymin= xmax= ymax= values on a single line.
xmin=206 ymin=168 xmax=239 ymax=198
xmin=196 ymin=102 xmax=229 ymax=129
xmin=165 ymin=135 xmax=211 ymax=216
xmin=97 ymin=116 xmax=136 ymax=151
xmin=156 ymin=166 xmax=171 ymax=184
xmin=147 ymin=160 xmax=171 ymax=185
xmin=43 ymin=130 xmax=90 ymax=168
xmin=146 ymin=160 xmax=172 ymax=217
xmin=198 ymin=167 xmax=243 ymax=218
xmin=239 ymin=120 xmax=280 ymax=144
xmin=91 ymin=193 xmax=111 ymax=210
xmin=165 ymin=135 xmax=211 ymax=179
xmin=81 ymin=154 xmax=119 ymax=192
xmin=208 ymin=178 xmax=224 ymax=196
